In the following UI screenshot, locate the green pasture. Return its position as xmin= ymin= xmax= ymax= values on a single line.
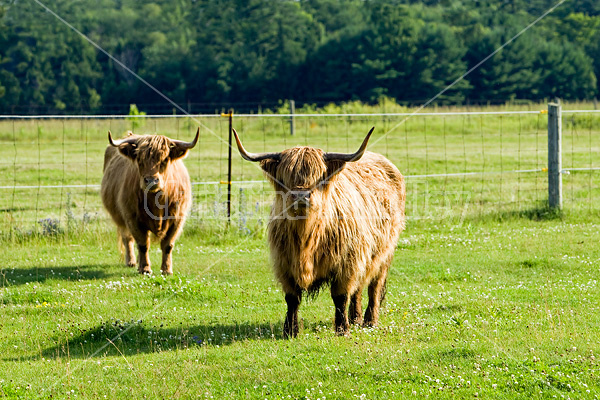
xmin=1 ymin=218 xmax=600 ymax=399
xmin=0 ymin=102 xmax=599 ymax=236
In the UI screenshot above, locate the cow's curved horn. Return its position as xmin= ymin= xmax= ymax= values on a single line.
xmin=108 ymin=131 xmax=137 ymax=147
xmin=233 ymin=128 xmax=281 ymax=162
xmin=323 ymin=127 xmax=374 ymax=162
xmin=171 ymin=127 xmax=200 ymax=149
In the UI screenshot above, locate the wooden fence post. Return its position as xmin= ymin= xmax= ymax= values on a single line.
xmin=548 ymin=102 xmax=562 ymax=210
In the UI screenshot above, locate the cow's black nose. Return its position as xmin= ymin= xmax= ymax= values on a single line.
xmin=144 ymin=177 xmax=160 ymax=189
xmin=291 ymin=190 xmax=311 ymax=207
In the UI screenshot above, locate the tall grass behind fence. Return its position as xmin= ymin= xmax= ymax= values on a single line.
xmin=0 ymin=109 xmax=598 ymax=236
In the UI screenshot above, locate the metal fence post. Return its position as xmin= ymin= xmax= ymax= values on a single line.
xmin=548 ymin=102 xmax=562 ymax=210
xmin=289 ymin=99 xmax=295 ymax=136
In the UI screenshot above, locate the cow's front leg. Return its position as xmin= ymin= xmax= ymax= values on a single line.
xmin=118 ymin=227 xmax=136 ymax=267
xmin=130 ymin=224 xmax=151 ymax=274
xmin=160 ymin=241 xmax=174 ymax=276
xmin=137 ymin=240 xmax=151 ymax=274
xmin=283 ymin=290 xmax=302 ymax=339
xmin=331 ymin=283 xmax=350 ymax=336
xmin=160 ymin=222 xmax=184 ymax=275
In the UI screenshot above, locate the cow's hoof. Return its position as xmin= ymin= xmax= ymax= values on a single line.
xmin=283 ymin=322 xmax=299 ymax=339
xmin=283 ymin=329 xmax=298 ymax=339
xmin=362 ymin=317 xmax=378 ymax=328
xmin=335 ymin=325 xmax=350 ymax=337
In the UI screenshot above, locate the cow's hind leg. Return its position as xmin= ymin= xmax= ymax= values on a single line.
xmin=331 ymin=282 xmax=351 ymax=336
xmin=119 ymin=227 xmax=136 ymax=267
xmin=283 ymin=289 xmax=302 ymax=339
xmin=348 ymin=288 xmax=363 ymax=325
xmin=363 ymin=255 xmax=392 ymax=327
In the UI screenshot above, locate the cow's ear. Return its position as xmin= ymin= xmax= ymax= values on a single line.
xmin=169 ymin=145 xmax=189 ymax=160
xmin=118 ymin=143 xmax=137 ymax=159
xmin=260 ymin=159 xmax=280 ymax=182
xmin=325 ymin=160 xmax=346 ymax=178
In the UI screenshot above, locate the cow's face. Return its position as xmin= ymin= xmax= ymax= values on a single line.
xmin=108 ymin=130 xmax=199 ymax=193
xmin=264 ymin=147 xmax=337 ymax=216
xmin=233 ymin=127 xmax=374 ymax=218
xmin=119 ymin=136 xmax=174 ymax=193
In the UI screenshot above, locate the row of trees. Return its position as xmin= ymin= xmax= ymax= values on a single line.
xmin=0 ymin=0 xmax=599 ymax=114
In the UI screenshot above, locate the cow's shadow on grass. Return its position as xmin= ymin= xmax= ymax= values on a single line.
xmin=9 ymin=319 xmax=334 ymax=361
xmin=15 ymin=320 xmax=292 ymax=360
xmin=1 ymin=264 xmax=126 ymax=286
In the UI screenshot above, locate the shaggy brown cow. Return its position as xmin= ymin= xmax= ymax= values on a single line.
xmin=101 ymin=129 xmax=198 ymax=275
xmin=234 ymin=127 xmax=405 ymax=337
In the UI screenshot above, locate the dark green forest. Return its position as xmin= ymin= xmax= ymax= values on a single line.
xmin=0 ymin=0 xmax=599 ymax=114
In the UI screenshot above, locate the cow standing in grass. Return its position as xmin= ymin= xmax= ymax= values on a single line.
xmin=234 ymin=127 xmax=405 ymax=337
xmin=101 ymin=129 xmax=198 ymax=275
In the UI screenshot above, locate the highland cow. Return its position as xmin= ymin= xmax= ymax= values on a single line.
xmin=101 ymin=129 xmax=198 ymax=275
xmin=234 ymin=127 xmax=405 ymax=337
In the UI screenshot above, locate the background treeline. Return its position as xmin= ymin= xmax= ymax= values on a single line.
xmin=0 ymin=0 xmax=599 ymax=114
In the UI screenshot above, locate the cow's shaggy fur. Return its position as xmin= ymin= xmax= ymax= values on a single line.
xmin=237 ymin=131 xmax=405 ymax=337
xmin=101 ymin=132 xmax=195 ymax=275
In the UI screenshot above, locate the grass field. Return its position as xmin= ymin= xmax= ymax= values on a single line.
xmin=1 ymin=101 xmax=600 ymax=399
xmin=1 ymin=217 xmax=600 ymax=399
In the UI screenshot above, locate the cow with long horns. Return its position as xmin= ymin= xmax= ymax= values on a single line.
xmin=234 ymin=127 xmax=405 ymax=337
xmin=101 ymin=129 xmax=199 ymax=275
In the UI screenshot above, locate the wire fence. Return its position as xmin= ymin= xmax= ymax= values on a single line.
xmin=0 ymin=108 xmax=598 ymax=236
